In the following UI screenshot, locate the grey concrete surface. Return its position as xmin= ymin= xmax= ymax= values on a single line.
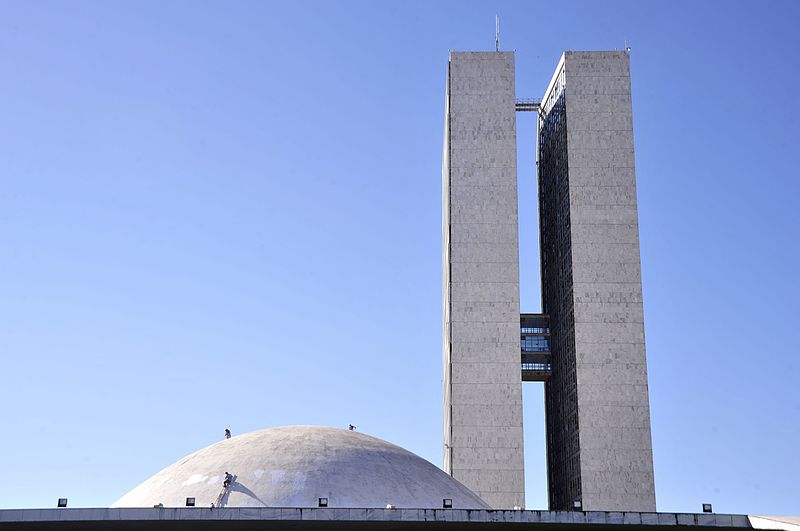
xmin=537 ymin=51 xmax=656 ymax=511
xmin=111 ymin=426 xmax=489 ymax=510
xmin=442 ymin=50 xmax=525 ymax=510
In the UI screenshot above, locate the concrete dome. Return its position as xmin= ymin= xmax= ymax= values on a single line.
xmin=112 ymin=425 xmax=490 ymax=509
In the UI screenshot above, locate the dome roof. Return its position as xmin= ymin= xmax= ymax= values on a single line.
xmin=112 ymin=425 xmax=489 ymax=509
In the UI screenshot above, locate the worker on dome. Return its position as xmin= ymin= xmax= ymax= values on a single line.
xmin=223 ymin=472 xmax=234 ymax=488
xmin=224 ymin=428 xmax=231 ymax=439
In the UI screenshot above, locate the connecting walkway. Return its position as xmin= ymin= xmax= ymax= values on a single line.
xmin=516 ymin=98 xmax=542 ymax=112
xmin=520 ymin=313 xmax=551 ymax=382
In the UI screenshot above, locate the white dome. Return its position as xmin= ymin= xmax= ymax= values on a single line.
xmin=112 ymin=425 xmax=489 ymax=509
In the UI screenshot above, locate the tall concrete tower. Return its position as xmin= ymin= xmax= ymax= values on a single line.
xmin=537 ymin=51 xmax=656 ymax=511
xmin=442 ymin=49 xmax=656 ymax=512
xmin=442 ymin=51 xmax=525 ymax=510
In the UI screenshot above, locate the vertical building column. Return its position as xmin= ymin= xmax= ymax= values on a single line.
xmin=538 ymin=51 xmax=656 ymax=512
xmin=443 ymin=51 xmax=525 ymax=509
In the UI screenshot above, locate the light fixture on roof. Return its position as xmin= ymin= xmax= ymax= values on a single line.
xmin=703 ymin=503 xmax=713 ymax=513
xmin=443 ymin=499 xmax=452 ymax=509
xmin=318 ymin=498 xmax=328 ymax=507
xmin=57 ymin=498 xmax=68 ymax=508
xmin=185 ymin=497 xmax=196 ymax=507
xmin=386 ymin=504 xmax=396 ymax=509
xmin=573 ymin=499 xmax=582 ymax=510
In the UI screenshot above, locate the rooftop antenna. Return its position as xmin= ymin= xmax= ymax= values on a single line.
xmin=495 ymin=15 xmax=500 ymax=51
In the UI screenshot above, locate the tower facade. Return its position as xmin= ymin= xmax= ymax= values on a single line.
xmin=443 ymin=50 xmax=656 ymax=512
xmin=538 ymin=51 xmax=656 ymax=511
xmin=442 ymin=51 xmax=525 ymax=509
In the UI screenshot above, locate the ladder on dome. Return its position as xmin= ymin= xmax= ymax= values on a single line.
xmin=213 ymin=474 xmax=237 ymax=508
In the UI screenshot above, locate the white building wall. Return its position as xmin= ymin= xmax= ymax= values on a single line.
xmin=563 ymin=51 xmax=656 ymax=512
xmin=443 ymin=51 xmax=525 ymax=510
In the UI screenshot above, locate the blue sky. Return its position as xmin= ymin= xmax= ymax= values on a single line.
xmin=1 ymin=0 xmax=798 ymax=515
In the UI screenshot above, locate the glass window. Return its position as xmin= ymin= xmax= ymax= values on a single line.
xmin=521 ymin=336 xmax=550 ymax=352
xmin=521 ymin=327 xmax=549 ymax=334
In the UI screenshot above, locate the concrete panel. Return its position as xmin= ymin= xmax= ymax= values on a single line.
xmin=568 ymin=130 xmax=634 ymax=150
xmin=569 ymin=76 xmax=632 ymax=96
xmin=568 ymin=148 xmax=635 ymax=169
xmin=571 ymin=263 xmax=643 ymax=285
xmin=450 ymin=301 xmax=521 ymax=322
xmin=451 ymin=403 xmax=523 ymax=427
xmin=572 ymin=282 xmax=643 ymax=304
xmin=452 ymin=447 xmax=530 ymax=469
xmin=571 ymin=244 xmax=642 ymax=266
xmin=449 ymin=242 xmax=520 ymax=263
xmin=566 ymin=95 xmax=633 ymax=114
xmin=573 ymin=321 xmax=646 ymax=344
xmin=449 ymin=281 xmax=520 ymax=303
xmin=450 ymin=341 xmax=521 ymax=361
xmin=566 ymin=112 xmax=633 ymax=133
xmin=570 ymin=223 xmax=641 ymax=245
xmin=451 ymin=147 xmax=517 ymax=167
xmin=569 ymin=186 xmax=638 ymax=207
xmin=450 ymin=362 xmax=524 ymax=385
xmin=570 ymin=205 xmax=640 ymax=225
xmin=450 ymin=321 xmax=520 ymax=343
xmin=449 ymin=223 xmax=517 ymax=244
xmin=450 ymin=469 xmax=525 ymax=494
xmin=574 ymin=342 xmax=648 ymax=364
xmin=448 ymin=165 xmax=517 ymax=186
xmin=575 ymin=365 xmax=650 ymax=386
xmin=449 ymin=426 xmax=525 ymax=449
xmin=450 ymin=262 xmax=520 ymax=283
xmin=451 ymin=383 xmax=522 ymax=405
xmin=576 ymin=383 xmax=651 ymax=405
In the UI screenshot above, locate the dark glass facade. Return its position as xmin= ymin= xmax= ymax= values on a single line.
xmin=538 ymin=71 xmax=581 ymax=511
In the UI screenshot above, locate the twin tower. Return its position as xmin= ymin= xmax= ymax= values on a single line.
xmin=442 ymin=51 xmax=656 ymax=512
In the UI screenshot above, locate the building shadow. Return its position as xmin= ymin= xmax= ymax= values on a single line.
xmin=226 ymin=480 xmax=268 ymax=507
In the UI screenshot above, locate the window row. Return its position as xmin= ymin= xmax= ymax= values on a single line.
xmin=521 ymin=327 xmax=549 ymax=334
xmin=521 ymin=336 xmax=550 ymax=352
xmin=521 ymin=362 xmax=552 ymax=372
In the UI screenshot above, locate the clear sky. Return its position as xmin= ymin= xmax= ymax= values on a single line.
xmin=1 ymin=0 xmax=798 ymax=515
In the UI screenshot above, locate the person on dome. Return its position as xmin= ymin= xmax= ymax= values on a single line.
xmin=224 ymin=428 xmax=231 ymax=439
xmin=223 ymin=472 xmax=233 ymax=488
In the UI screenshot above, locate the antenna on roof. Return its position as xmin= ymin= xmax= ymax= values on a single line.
xmin=495 ymin=15 xmax=500 ymax=51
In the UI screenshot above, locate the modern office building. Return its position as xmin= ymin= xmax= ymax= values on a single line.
xmin=442 ymin=50 xmax=656 ymax=512
xmin=442 ymin=51 xmax=526 ymax=510
xmin=538 ymin=51 xmax=655 ymax=513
